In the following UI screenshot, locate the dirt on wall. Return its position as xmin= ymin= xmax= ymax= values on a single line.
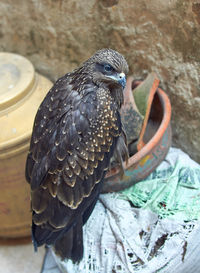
xmin=0 ymin=0 xmax=199 ymax=162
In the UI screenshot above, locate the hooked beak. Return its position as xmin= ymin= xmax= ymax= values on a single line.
xmin=118 ymin=72 xmax=126 ymax=89
xmin=106 ymin=72 xmax=126 ymax=89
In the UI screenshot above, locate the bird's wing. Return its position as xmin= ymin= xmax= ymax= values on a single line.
xmin=26 ymin=78 xmax=122 ymax=245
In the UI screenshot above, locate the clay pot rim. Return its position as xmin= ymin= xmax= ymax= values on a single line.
xmin=106 ymin=78 xmax=171 ymax=179
xmin=125 ymin=83 xmax=171 ymax=169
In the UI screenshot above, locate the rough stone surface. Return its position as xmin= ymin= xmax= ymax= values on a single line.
xmin=0 ymin=0 xmax=199 ymax=162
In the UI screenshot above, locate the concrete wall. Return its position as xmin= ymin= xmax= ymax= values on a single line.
xmin=0 ymin=0 xmax=199 ymax=162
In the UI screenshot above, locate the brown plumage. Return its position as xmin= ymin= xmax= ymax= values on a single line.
xmin=25 ymin=48 xmax=128 ymax=262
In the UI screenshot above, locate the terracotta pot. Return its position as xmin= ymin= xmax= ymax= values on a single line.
xmin=0 ymin=53 xmax=52 ymax=239
xmin=102 ymin=76 xmax=172 ymax=193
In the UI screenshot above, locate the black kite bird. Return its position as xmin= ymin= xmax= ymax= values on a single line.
xmin=25 ymin=49 xmax=128 ymax=262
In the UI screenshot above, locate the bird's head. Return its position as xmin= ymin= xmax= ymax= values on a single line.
xmin=83 ymin=49 xmax=129 ymax=107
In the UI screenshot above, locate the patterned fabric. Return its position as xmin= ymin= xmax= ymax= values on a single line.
xmin=121 ymin=148 xmax=200 ymax=221
xmin=42 ymin=148 xmax=200 ymax=273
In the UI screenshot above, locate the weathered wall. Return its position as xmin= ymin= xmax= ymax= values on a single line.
xmin=0 ymin=0 xmax=200 ymax=162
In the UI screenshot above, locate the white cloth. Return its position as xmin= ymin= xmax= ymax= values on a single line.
xmin=42 ymin=148 xmax=200 ymax=273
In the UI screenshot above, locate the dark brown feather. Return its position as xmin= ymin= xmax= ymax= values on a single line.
xmin=25 ymin=48 xmax=128 ymax=262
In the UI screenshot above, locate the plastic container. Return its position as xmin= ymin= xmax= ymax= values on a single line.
xmin=0 ymin=52 xmax=52 ymax=239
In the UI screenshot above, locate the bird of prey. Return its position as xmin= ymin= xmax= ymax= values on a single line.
xmin=25 ymin=48 xmax=129 ymax=262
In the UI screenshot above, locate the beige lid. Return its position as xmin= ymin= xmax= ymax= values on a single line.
xmin=0 ymin=52 xmax=35 ymax=112
xmin=0 ymin=52 xmax=52 ymax=158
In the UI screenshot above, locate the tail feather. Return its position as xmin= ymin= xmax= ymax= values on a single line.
xmin=71 ymin=218 xmax=83 ymax=262
xmin=54 ymin=218 xmax=83 ymax=263
xmin=32 ymin=221 xmax=64 ymax=247
xmin=54 ymin=227 xmax=74 ymax=260
xmin=33 ymin=180 xmax=104 ymax=262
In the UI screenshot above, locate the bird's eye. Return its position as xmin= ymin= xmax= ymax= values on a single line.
xmin=104 ymin=64 xmax=113 ymax=72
